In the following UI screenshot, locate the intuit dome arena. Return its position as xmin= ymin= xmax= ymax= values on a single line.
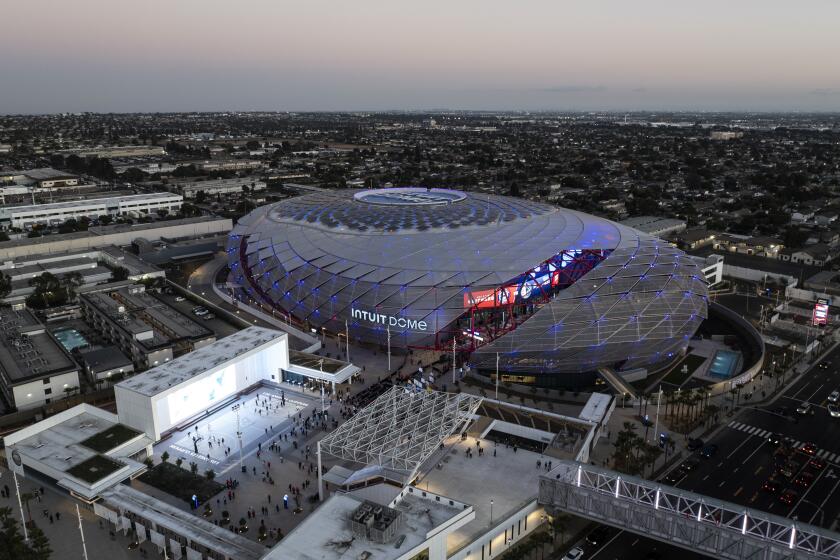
xmin=228 ymin=188 xmax=709 ymax=385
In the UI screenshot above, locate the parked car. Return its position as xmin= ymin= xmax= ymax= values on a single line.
xmin=192 ymin=306 xmax=209 ymax=316
xmin=202 ymin=313 xmax=216 ymax=320
xmin=829 ymin=390 xmax=840 ymax=404
xmin=175 ymin=295 xmax=186 ymax=302
xmin=829 ymin=404 xmax=840 ymax=417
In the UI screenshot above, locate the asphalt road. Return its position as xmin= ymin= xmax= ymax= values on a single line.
xmin=589 ymin=345 xmax=840 ymax=560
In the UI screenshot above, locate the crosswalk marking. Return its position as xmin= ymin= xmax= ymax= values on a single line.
xmin=724 ymin=422 xmax=839 ymax=464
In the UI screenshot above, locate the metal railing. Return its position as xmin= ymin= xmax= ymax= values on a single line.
xmin=539 ymin=460 xmax=840 ymax=560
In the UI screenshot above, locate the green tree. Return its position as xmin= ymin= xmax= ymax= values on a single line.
xmin=64 ymin=272 xmax=84 ymax=302
xmin=0 ymin=272 xmax=12 ymax=300
xmin=0 ymin=506 xmax=52 ymax=559
xmin=110 ymin=266 xmax=130 ymax=282
xmin=27 ymin=272 xmax=63 ymax=308
xmin=160 ymin=451 xmax=170 ymax=464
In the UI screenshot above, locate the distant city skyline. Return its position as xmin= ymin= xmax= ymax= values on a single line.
xmin=2 ymin=0 xmax=839 ymax=114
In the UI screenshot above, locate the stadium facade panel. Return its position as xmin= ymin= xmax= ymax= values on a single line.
xmin=227 ymin=188 xmax=708 ymax=380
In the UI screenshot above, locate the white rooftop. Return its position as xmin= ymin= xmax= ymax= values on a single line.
xmin=116 ymin=326 xmax=286 ymax=397
xmin=578 ymin=392 xmax=614 ymax=424
xmin=2 ymin=192 xmax=181 ymax=215
xmin=418 ymin=434 xmax=547 ymax=555
xmin=265 ymin=491 xmax=467 ymax=560
xmin=103 ymin=484 xmax=266 ymax=560
xmin=4 ymin=404 xmax=151 ymax=499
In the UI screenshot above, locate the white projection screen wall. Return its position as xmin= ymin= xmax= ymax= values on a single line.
xmin=164 ymin=364 xmax=237 ymax=426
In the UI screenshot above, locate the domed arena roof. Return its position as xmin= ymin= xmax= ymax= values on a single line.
xmin=228 ymin=188 xmax=709 ymax=377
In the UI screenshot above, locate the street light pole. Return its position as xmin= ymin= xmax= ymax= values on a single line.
xmin=13 ymin=472 xmax=27 ymax=542
xmin=345 ymin=320 xmax=350 ymax=361
xmin=387 ymin=327 xmax=391 ymax=372
xmin=76 ymin=504 xmax=89 ymax=560
xmin=652 ymin=385 xmax=662 ymax=444
xmin=495 ymin=353 xmax=499 ymax=400
xmin=232 ymin=404 xmax=243 ymax=471
xmin=452 ymin=337 xmax=456 ymax=384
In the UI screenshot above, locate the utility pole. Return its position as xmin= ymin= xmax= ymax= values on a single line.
xmin=13 ymin=472 xmax=27 ymax=542
xmin=76 ymin=504 xmax=89 ymax=560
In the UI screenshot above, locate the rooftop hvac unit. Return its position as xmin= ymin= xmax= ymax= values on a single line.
xmin=349 ymin=500 xmax=403 ymax=544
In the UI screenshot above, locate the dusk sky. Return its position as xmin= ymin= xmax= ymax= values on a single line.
xmin=3 ymin=0 xmax=840 ymax=114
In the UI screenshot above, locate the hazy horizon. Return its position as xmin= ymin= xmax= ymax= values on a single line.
xmin=3 ymin=0 xmax=839 ymax=114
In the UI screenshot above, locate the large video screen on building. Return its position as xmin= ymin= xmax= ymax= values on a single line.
xmin=814 ymin=299 xmax=829 ymax=326
xmin=165 ymin=365 xmax=237 ymax=426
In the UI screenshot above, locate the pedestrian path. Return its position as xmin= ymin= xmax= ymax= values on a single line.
xmin=727 ymin=421 xmax=840 ymax=463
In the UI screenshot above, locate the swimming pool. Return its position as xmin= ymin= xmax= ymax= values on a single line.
xmin=53 ymin=328 xmax=90 ymax=352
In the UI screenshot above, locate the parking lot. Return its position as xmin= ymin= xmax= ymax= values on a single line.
xmin=157 ymin=288 xmax=241 ymax=339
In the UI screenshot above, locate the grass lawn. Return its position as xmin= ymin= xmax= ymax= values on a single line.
xmin=662 ymin=354 xmax=708 ymax=387
xmin=138 ymin=462 xmax=224 ymax=504
xmin=81 ymin=424 xmax=143 ymax=453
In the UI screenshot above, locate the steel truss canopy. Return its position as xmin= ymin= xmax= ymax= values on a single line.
xmin=540 ymin=461 xmax=840 ymax=560
xmin=319 ymin=387 xmax=482 ymax=477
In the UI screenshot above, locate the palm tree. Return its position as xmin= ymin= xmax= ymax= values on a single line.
xmin=549 ymin=513 xmax=569 ymax=546
xmin=20 ymin=492 xmax=34 ymax=525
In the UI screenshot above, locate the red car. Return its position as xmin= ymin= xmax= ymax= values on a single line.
xmin=793 ymin=472 xmax=816 ymax=488
xmin=799 ymin=442 xmax=818 ymax=456
xmin=780 ymin=490 xmax=799 ymax=505
xmin=808 ymin=458 xmax=826 ymax=470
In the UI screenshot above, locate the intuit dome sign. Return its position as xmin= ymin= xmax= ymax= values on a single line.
xmin=351 ymin=308 xmax=429 ymax=331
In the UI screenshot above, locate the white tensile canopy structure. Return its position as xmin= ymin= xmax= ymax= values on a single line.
xmin=317 ymin=387 xmax=483 ymax=499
